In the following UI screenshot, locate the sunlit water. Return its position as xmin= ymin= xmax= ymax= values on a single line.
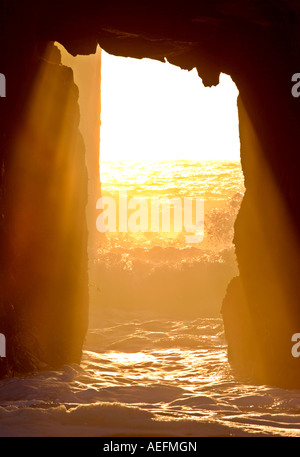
xmin=90 ymin=160 xmax=245 ymax=319
xmin=1 ymin=160 xmax=300 ymax=437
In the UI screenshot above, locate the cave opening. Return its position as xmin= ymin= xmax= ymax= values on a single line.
xmin=1 ymin=1 xmax=300 ymax=437
xmin=88 ymin=49 xmax=245 ymax=329
xmin=33 ymin=40 xmax=248 ymax=407
xmin=14 ymin=41 xmax=246 ymax=385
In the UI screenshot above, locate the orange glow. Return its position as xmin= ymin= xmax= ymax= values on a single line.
xmin=6 ymin=42 xmax=88 ymax=363
xmin=91 ymin=49 xmax=245 ymax=326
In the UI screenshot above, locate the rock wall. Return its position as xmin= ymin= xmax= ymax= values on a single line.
xmin=0 ymin=41 xmax=88 ymax=375
xmin=56 ymin=43 xmax=102 ymax=248
xmin=1 ymin=1 xmax=300 ymax=387
xmin=222 ymin=39 xmax=300 ymax=387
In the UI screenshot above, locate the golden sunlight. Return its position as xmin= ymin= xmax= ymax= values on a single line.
xmin=100 ymin=50 xmax=240 ymax=162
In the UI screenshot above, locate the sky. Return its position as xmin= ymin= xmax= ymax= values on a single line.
xmin=100 ymin=50 xmax=240 ymax=162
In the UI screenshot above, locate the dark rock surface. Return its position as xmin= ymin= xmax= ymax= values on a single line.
xmin=1 ymin=1 xmax=300 ymax=387
xmin=0 ymin=41 xmax=88 ymax=376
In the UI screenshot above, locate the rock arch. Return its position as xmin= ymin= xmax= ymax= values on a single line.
xmin=1 ymin=0 xmax=300 ymax=387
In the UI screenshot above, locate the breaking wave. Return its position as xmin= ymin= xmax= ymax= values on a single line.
xmin=90 ymin=160 xmax=244 ymax=319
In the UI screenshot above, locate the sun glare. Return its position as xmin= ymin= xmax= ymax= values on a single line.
xmin=100 ymin=50 xmax=240 ymax=162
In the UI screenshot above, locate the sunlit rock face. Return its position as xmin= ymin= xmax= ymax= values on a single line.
xmin=0 ymin=41 xmax=88 ymax=376
xmin=1 ymin=1 xmax=300 ymax=387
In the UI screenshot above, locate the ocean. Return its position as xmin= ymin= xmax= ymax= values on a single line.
xmin=1 ymin=159 xmax=300 ymax=437
xmin=90 ymin=160 xmax=244 ymax=319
